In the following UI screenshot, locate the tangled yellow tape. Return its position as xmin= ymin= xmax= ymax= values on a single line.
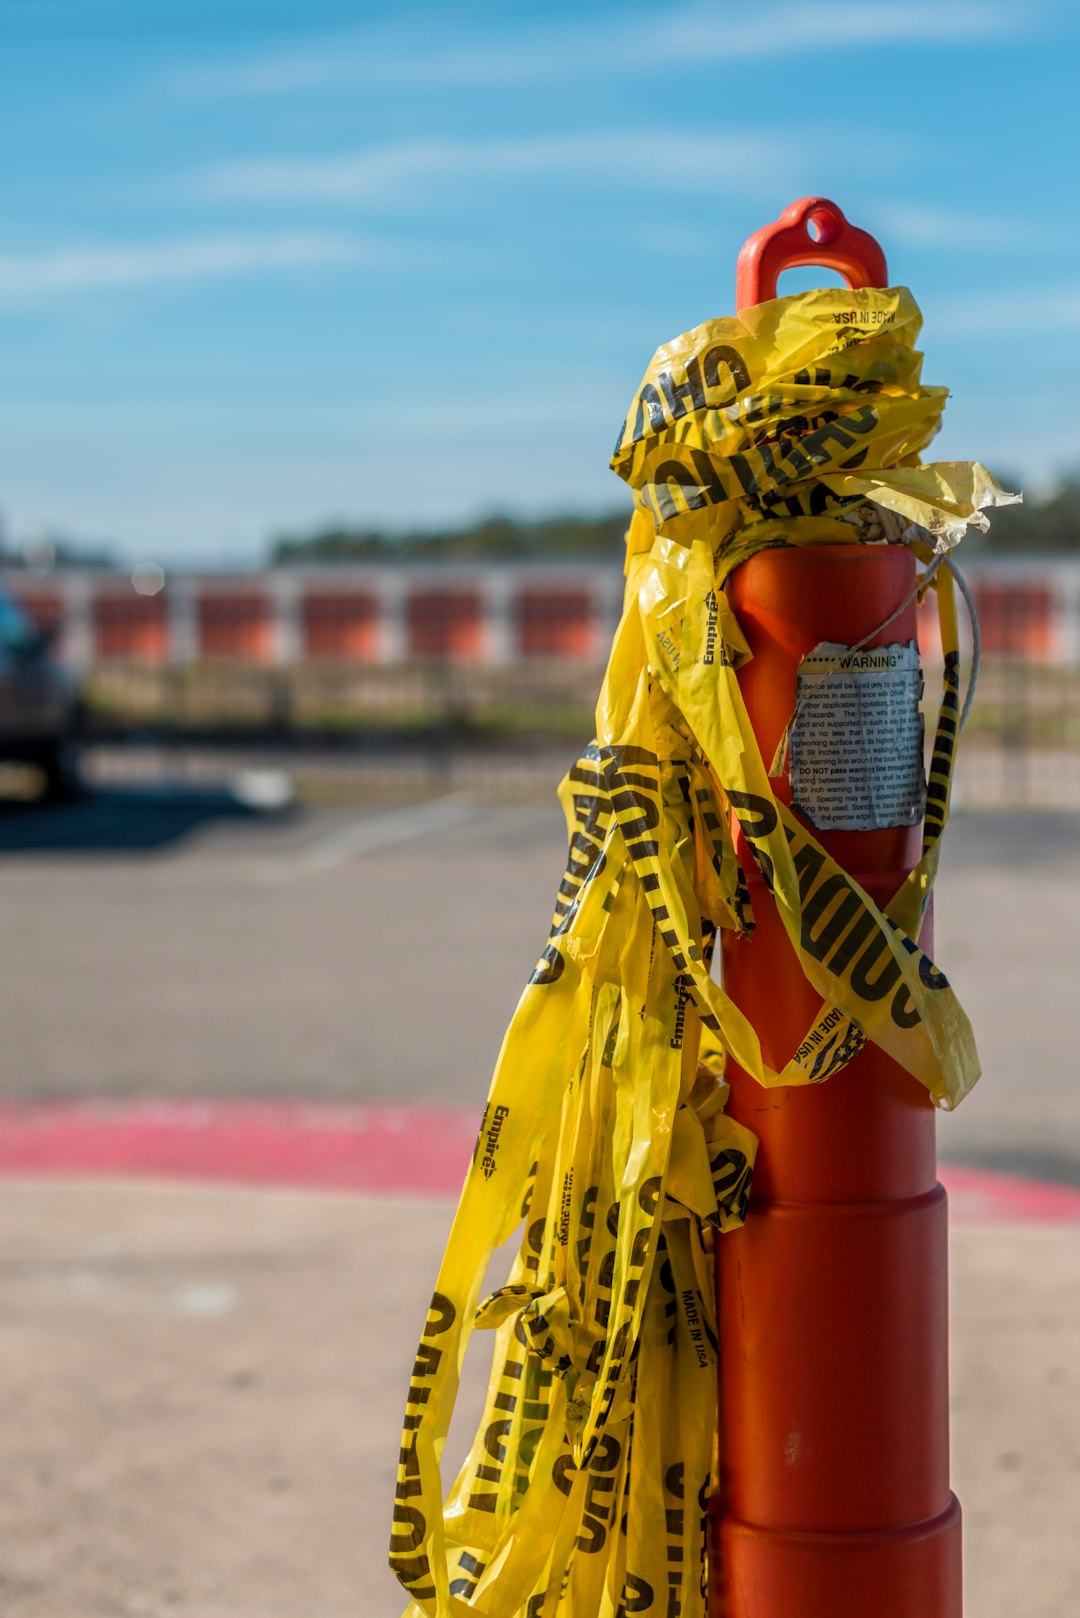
xmin=390 ymin=286 xmax=1015 ymax=1617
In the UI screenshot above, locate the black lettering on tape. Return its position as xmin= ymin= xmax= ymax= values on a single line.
xmin=530 ymin=942 xmax=565 ymax=986
xmin=390 ymin=1502 xmax=425 ymax=1552
xmin=638 ymin=1176 xmax=662 ymax=1215
xmin=658 ymin=358 xmax=706 ymax=419
xmin=619 ymin=1573 xmax=656 ymax=1614
xmin=801 ymin=874 xmax=862 ymax=963
xmin=650 ymin=459 xmax=710 ymax=514
xmin=849 ymin=932 xmax=901 ymax=1001
xmin=701 ymin=343 xmax=751 ymax=398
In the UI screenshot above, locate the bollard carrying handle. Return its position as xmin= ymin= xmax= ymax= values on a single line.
xmin=736 ymin=196 xmax=887 ymax=312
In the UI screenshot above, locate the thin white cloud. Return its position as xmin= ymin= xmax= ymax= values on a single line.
xmin=868 ymin=203 xmax=1051 ymax=252
xmin=189 ymin=131 xmax=797 ymax=205
xmin=171 ymin=1 xmax=1027 ymax=99
xmin=0 ymin=233 xmax=372 ymax=301
xmin=927 ymin=285 xmax=1080 ymax=335
xmin=662 ymin=0 xmax=1024 ymax=55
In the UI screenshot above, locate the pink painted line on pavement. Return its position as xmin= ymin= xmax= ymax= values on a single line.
xmin=0 ymin=1101 xmax=480 ymax=1196
xmin=936 ymin=1162 xmax=1080 ymax=1226
xmin=0 ymin=1100 xmax=1076 ymax=1225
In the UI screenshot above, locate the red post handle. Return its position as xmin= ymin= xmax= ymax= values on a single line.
xmin=736 ymin=196 xmax=887 ymax=313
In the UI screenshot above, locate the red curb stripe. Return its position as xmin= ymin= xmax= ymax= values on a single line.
xmin=0 ymin=1101 xmax=1076 ymax=1225
xmin=0 ymin=1101 xmax=479 ymax=1196
xmin=936 ymin=1162 xmax=1080 ymax=1226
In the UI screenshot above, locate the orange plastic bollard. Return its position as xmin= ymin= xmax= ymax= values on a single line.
xmin=710 ymin=203 xmax=962 ymax=1617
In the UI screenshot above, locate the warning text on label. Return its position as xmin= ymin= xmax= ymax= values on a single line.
xmin=789 ymin=639 xmax=925 ymax=832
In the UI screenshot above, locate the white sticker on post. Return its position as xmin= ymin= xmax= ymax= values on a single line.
xmin=789 ymin=640 xmax=925 ymax=831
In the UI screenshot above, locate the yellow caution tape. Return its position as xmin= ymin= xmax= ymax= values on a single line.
xmin=390 ymin=284 xmax=1016 ymax=1616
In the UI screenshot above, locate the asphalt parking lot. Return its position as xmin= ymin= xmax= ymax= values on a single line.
xmin=1 ymin=780 xmax=1078 ymax=1183
xmin=1 ymin=778 xmax=1079 ymax=1617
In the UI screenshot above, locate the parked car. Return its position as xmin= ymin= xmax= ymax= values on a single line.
xmin=0 ymin=584 xmax=83 ymax=798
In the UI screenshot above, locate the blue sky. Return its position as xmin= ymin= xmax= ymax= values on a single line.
xmin=2 ymin=0 xmax=1078 ymax=567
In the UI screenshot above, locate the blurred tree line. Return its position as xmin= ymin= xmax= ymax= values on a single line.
xmin=269 ymin=476 xmax=1080 ymax=564
xmin=965 ymin=473 xmax=1080 ymax=553
xmin=270 ymin=511 xmax=629 ymax=565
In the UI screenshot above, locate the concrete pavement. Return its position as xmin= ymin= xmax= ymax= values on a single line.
xmin=0 ymin=1177 xmax=1074 ymax=1618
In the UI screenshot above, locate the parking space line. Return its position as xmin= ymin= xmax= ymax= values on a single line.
xmin=255 ymin=794 xmax=478 ymax=883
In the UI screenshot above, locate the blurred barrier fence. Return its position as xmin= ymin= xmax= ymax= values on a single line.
xmin=5 ymin=563 xmax=626 ymax=670
xmin=6 ymin=560 xmax=1079 ymax=808
xmin=81 ymin=658 xmax=606 ymax=803
xmin=947 ymin=656 xmax=1080 ymax=810
xmin=83 ymin=657 xmax=601 ymax=742
xmin=74 ymin=649 xmax=1080 ymax=810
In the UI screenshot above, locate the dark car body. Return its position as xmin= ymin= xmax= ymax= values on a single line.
xmin=0 ymin=585 xmax=82 ymax=796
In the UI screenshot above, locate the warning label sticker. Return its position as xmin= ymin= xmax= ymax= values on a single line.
xmin=789 ymin=640 xmax=925 ymax=831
